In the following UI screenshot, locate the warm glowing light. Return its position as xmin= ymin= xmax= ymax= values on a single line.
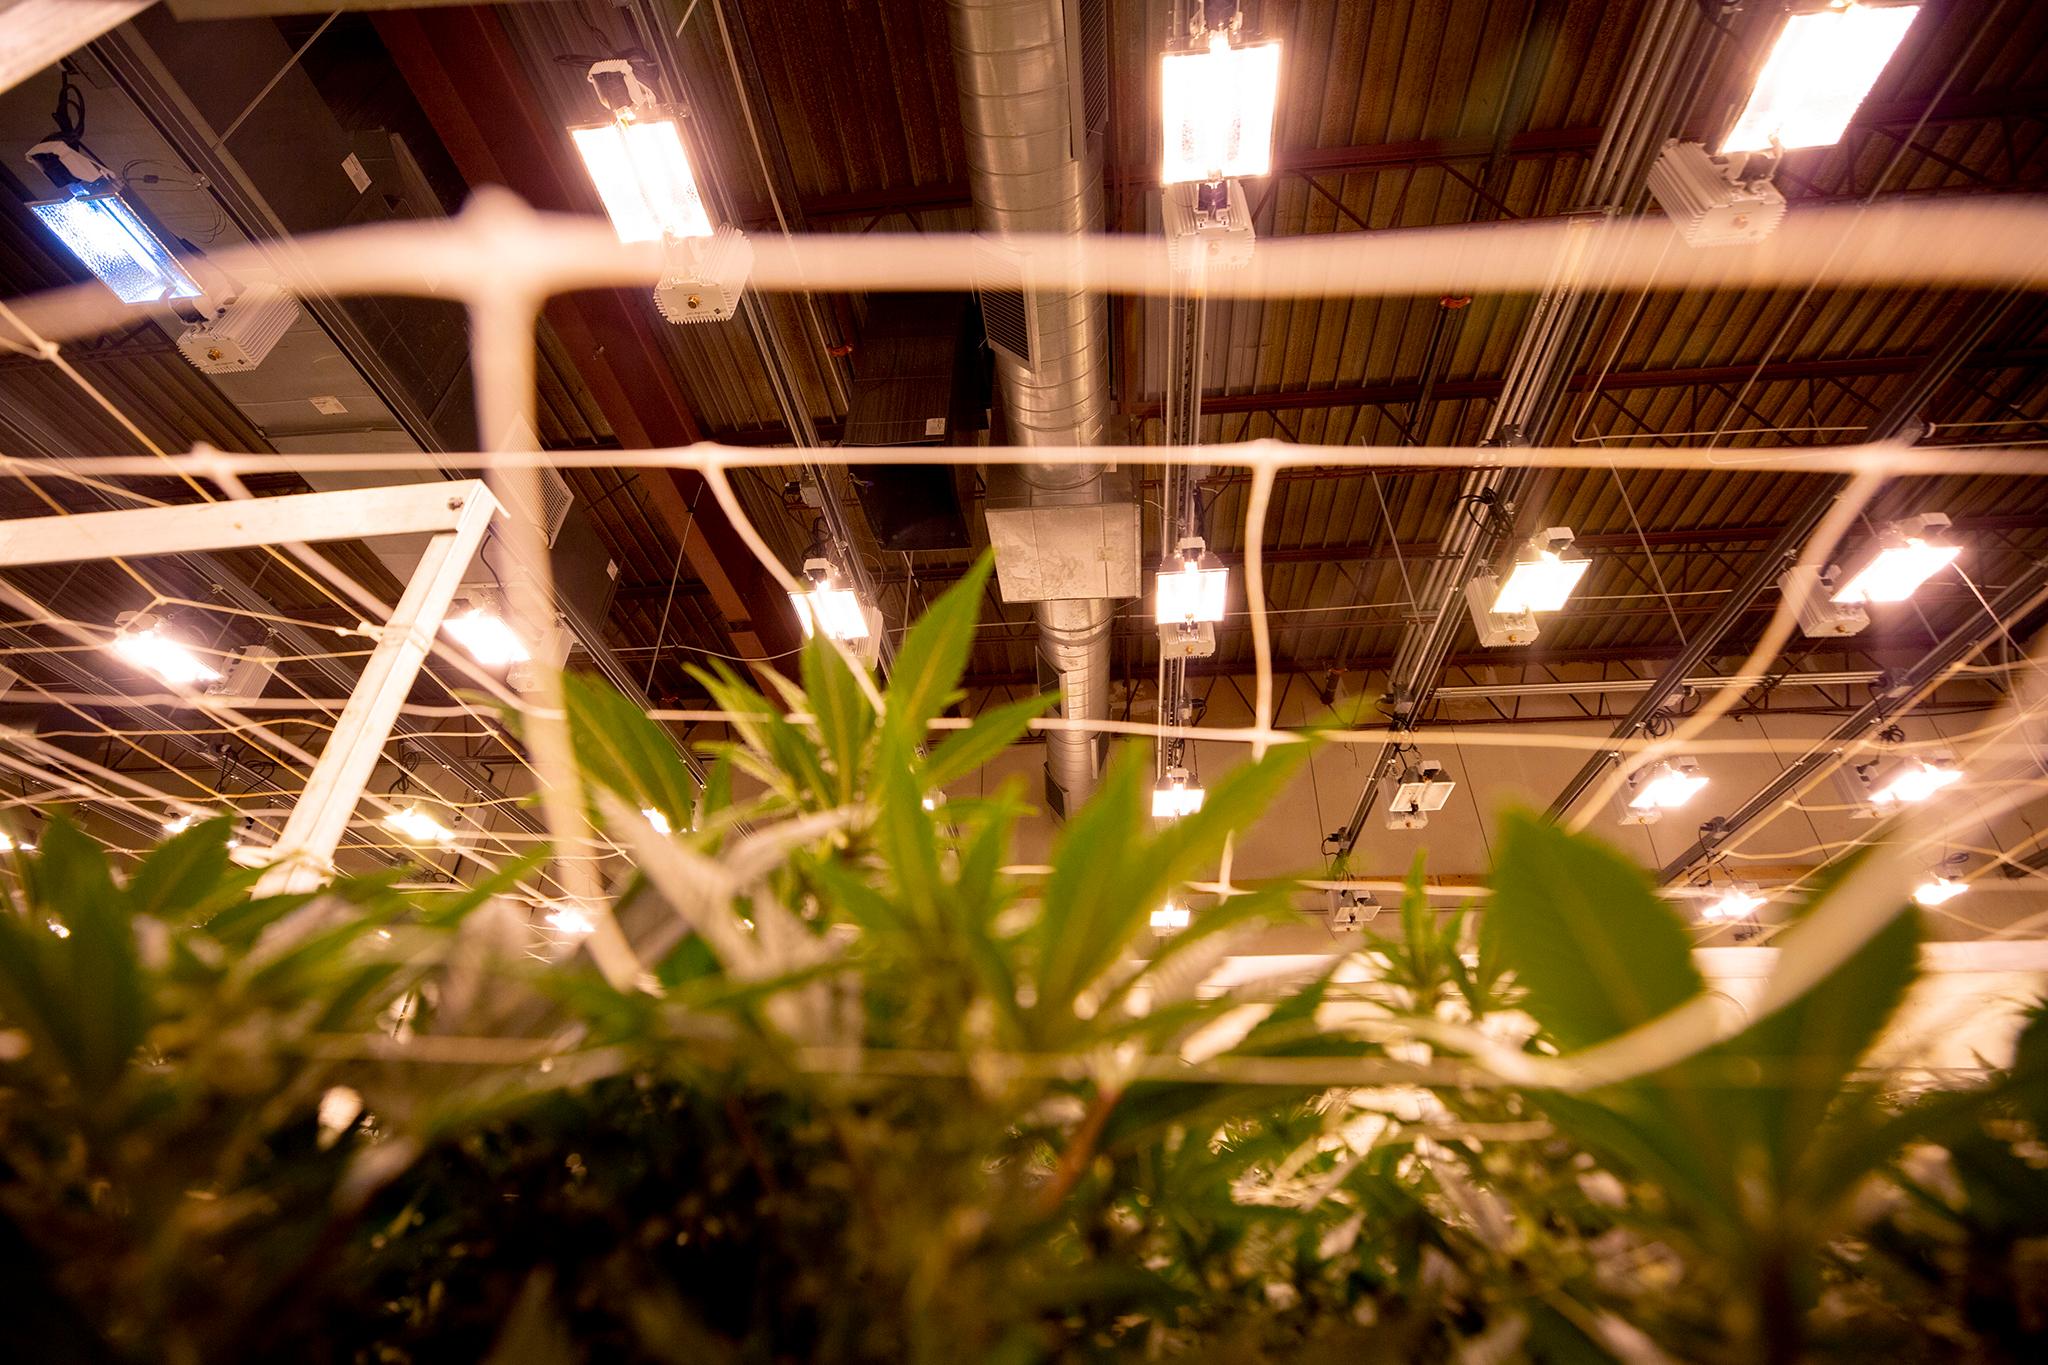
xmin=1155 ymin=557 xmax=1229 ymax=625
xmin=443 ymin=608 xmax=532 ymax=667
xmin=29 ymin=189 xmax=204 ymax=304
xmin=1912 ymin=876 xmax=1968 ymax=908
xmin=790 ymin=561 xmax=871 ymax=642
xmin=1721 ymin=4 xmax=1923 ymax=155
xmin=47 ymin=920 xmax=70 ymax=937
xmin=1867 ymin=756 xmax=1962 ymax=807
xmin=571 ymin=116 xmax=714 ymax=244
xmin=111 ymin=620 xmax=220 ymax=685
xmin=1150 ymin=900 xmax=1192 ymax=931
xmin=642 ymin=806 xmax=673 ymax=836
xmin=1151 ymin=770 xmax=1206 ymax=819
xmin=1701 ymin=886 xmax=1765 ymax=922
xmin=544 ymin=903 xmax=598 ymax=935
xmin=0 ymin=831 xmax=36 ymax=853
xmin=1832 ymin=537 xmax=1960 ymax=605
xmin=1159 ymin=34 xmax=1282 ymax=185
xmin=383 ymin=804 xmax=455 ymax=845
xmin=1627 ymin=759 xmax=1709 ymax=812
xmin=1493 ymin=549 xmax=1591 ymax=615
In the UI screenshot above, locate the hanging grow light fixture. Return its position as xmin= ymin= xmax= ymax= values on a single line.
xmin=1912 ymin=875 xmax=1968 ymax=908
xmin=1159 ymin=24 xmax=1282 ymax=186
xmin=571 ymin=59 xmax=752 ymax=324
xmin=1623 ymin=757 xmax=1708 ymax=824
xmin=110 ymin=611 xmax=220 ymax=686
xmin=1151 ymin=766 xmax=1206 ymax=819
xmin=442 ymin=603 xmax=532 ymax=668
xmin=1387 ymin=758 xmax=1455 ymax=830
xmin=1700 ymin=882 xmax=1765 ymax=922
xmin=1150 ymin=899 xmax=1192 ymax=932
xmin=1467 ymin=527 xmax=1590 ymax=648
xmin=1864 ymin=753 xmax=1962 ymax=807
xmin=1720 ymin=3 xmax=1923 ymax=156
xmin=1831 ymin=512 xmax=1959 ymax=605
xmin=382 ymin=804 xmax=456 ymax=846
xmin=1156 ymin=536 xmax=1227 ymax=659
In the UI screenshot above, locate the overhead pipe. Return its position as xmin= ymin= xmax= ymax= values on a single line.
xmin=943 ymin=0 xmax=1115 ymax=810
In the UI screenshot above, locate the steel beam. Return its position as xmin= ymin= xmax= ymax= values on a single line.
xmin=1130 ymin=346 xmax=2048 ymax=420
xmin=1655 ymin=556 xmax=2048 ymax=884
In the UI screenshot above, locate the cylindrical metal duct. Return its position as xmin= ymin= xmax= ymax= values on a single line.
xmin=945 ymin=0 xmax=1115 ymax=809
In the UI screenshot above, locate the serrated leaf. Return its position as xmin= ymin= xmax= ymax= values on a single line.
xmin=558 ymin=671 xmax=697 ymax=831
xmin=878 ymin=553 xmax=992 ymax=770
xmin=800 ymin=631 xmax=873 ymax=804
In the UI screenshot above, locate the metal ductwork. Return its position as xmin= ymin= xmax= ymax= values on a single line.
xmin=944 ymin=0 xmax=1123 ymax=814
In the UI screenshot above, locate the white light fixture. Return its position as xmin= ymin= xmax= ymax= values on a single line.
xmin=1831 ymin=513 xmax=1959 ymax=605
xmin=1720 ymin=3 xmax=1923 ymax=155
xmin=1493 ymin=528 xmax=1592 ymax=616
xmin=1866 ymin=754 xmax=1963 ymax=807
xmin=1701 ymin=883 xmax=1766 ymax=922
xmin=1155 ymin=536 xmax=1229 ymax=625
xmin=1150 ymin=899 xmax=1192 ymax=932
xmin=442 ymin=607 xmax=532 ymax=668
xmin=382 ymin=804 xmax=455 ymax=846
xmin=641 ymin=806 xmax=673 ymax=836
xmin=162 ymin=810 xmax=217 ymax=835
xmin=110 ymin=612 xmax=220 ymax=686
xmin=1626 ymin=758 xmax=1708 ymax=812
xmin=1151 ymin=767 xmax=1206 ymax=819
xmin=571 ymin=115 xmax=715 ymax=245
xmin=1159 ymin=31 xmax=1282 ymax=186
xmin=1912 ymin=875 xmax=1968 ymax=908
xmin=0 ymin=831 xmax=36 ymax=853
xmin=29 ymin=188 xmax=204 ymax=305
xmin=543 ymin=902 xmax=598 ymax=936
xmin=790 ymin=557 xmax=873 ymax=643
xmin=1387 ymin=758 xmax=1454 ymax=829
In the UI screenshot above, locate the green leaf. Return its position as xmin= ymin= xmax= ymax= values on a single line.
xmin=877 ymin=552 xmax=992 ymax=770
xmin=126 ymin=816 xmax=256 ymax=922
xmin=921 ymin=692 xmax=1060 ymax=792
xmin=21 ymin=818 xmax=144 ymax=1095
xmin=559 ymin=671 xmax=697 ymax=831
xmin=799 ymin=631 xmax=873 ymax=804
xmin=1486 ymin=810 xmax=1704 ymax=1052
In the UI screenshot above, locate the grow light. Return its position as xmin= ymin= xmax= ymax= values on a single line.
xmin=1150 ymin=900 xmax=1192 ymax=932
xmin=110 ymin=614 xmax=220 ymax=686
xmin=1155 ymin=538 xmax=1228 ymax=625
xmin=1831 ymin=513 xmax=1959 ymax=605
xmin=442 ymin=608 xmax=531 ymax=667
xmin=1720 ymin=3 xmax=1923 ymax=155
xmin=29 ymin=188 xmax=204 ymax=305
xmin=790 ymin=558 xmax=872 ymax=642
xmin=382 ymin=804 xmax=455 ymax=846
xmin=1160 ymin=32 xmax=1282 ymax=185
xmin=544 ymin=902 xmax=598 ymax=935
xmin=1701 ymin=884 xmax=1765 ymax=922
xmin=0 ymin=831 xmax=36 ymax=853
xmin=1912 ymin=875 xmax=1968 ymax=908
xmin=571 ymin=115 xmax=715 ymax=244
xmin=642 ymin=807 xmax=673 ymax=836
xmin=1491 ymin=528 xmax=1591 ymax=615
xmin=1391 ymin=760 xmax=1455 ymax=814
xmin=1627 ymin=758 xmax=1708 ymax=811
xmin=1866 ymin=755 xmax=1962 ymax=807
xmin=1151 ymin=768 xmax=1206 ymax=819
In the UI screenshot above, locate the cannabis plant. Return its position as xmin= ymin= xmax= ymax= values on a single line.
xmin=1 ymin=555 xmax=2043 ymax=1363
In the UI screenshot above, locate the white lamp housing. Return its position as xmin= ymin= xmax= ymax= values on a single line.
xmin=29 ymin=187 xmax=204 ymax=304
xmin=1159 ymin=32 xmax=1282 ymax=186
xmin=1156 ymin=536 xmax=1227 ymax=660
xmin=1831 ymin=513 xmax=1959 ymax=605
xmin=177 ymin=282 xmax=301 ymax=373
xmin=1623 ymin=757 xmax=1708 ymax=825
xmin=1701 ymin=883 xmax=1766 ymax=922
xmin=790 ymin=557 xmax=881 ymax=653
xmin=1150 ymin=900 xmax=1192 ymax=932
xmin=1720 ymin=3 xmax=1923 ymax=155
xmin=382 ymin=803 xmax=456 ymax=846
xmin=1327 ymin=887 xmax=1381 ymax=930
xmin=110 ymin=611 xmax=220 ymax=686
xmin=1151 ymin=767 xmax=1206 ymax=819
xmin=443 ymin=602 xmax=533 ymax=669
xmin=1387 ymin=758 xmax=1454 ymax=830
xmin=1646 ymin=139 xmax=1788 ymax=247
xmin=1778 ymin=563 xmax=1870 ymax=638
xmin=1494 ymin=528 xmax=1592 ymax=615
xmin=653 ymin=224 xmax=754 ymax=324
xmin=571 ymin=113 xmax=715 ymax=245
xmin=1864 ymin=753 xmax=1962 ymax=807
xmin=1913 ymin=875 xmax=1968 ymax=908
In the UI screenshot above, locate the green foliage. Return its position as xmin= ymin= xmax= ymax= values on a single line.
xmin=1 ymin=553 xmax=2042 ymax=1363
